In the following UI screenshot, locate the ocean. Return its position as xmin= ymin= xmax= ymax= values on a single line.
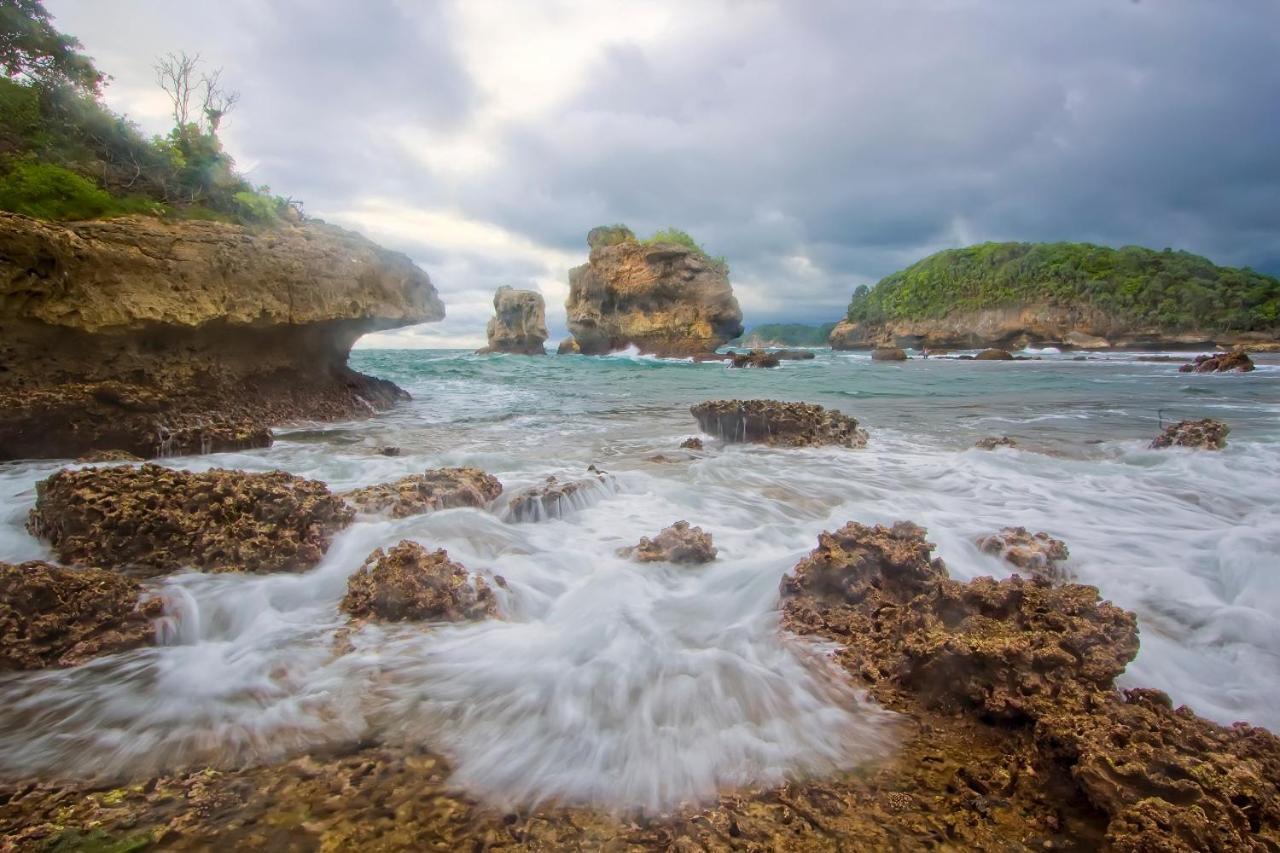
xmin=0 ymin=347 xmax=1277 ymax=811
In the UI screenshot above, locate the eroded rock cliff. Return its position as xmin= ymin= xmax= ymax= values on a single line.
xmin=562 ymin=227 xmax=742 ymax=357
xmin=477 ymin=286 xmax=547 ymax=355
xmin=0 ymin=213 xmax=443 ymax=459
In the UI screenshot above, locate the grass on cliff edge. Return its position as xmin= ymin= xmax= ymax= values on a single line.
xmin=593 ymin=223 xmax=729 ymax=273
xmin=845 ymin=241 xmax=1280 ymax=333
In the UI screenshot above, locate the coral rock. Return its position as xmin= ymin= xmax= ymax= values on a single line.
xmin=977 ymin=526 xmax=1071 ymax=582
xmin=1150 ymin=418 xmax=1230 ymax=450
xmin=679 ymin=437 xmax=704 ymax=450
xmin=27 ymin=464 xmax=353 ymax=576
xmin=0 ymin=560 xmax=161 ymax=669
xmin=620 ymin=521 xmax=717 ymax=564
xmin=974 ymin=435 xmax=1017 ymax=450
xmin=345 ymin=467 xmax=502 ymax=518
xmin=690 ymin=399 xmax=868 ymax=448
xmin=476 ymin=287 xmax=548 ymax=355
xmin=1179 ymin=350 xmax=1256 ymax=373
xmin=341 ymin=540 xmax=496 ymax=622
xmin=74 ymin=449 xmax=143 ymax=463
xmin=506 ymin=467 xmax=613 ymax=522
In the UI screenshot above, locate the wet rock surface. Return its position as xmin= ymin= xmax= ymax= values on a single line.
xmin=477 ymin=287 xmax=548 ymax=355
xmin=871 ymin=347 xmax=908 ymax=361
xmin=1180 ymin=350 xmax=1256 ymax=373
xmin=73 ymin=449 xmax=144 ymax=463
xmin=679 ymin=437 xmax=703 ymax=450
xmin=974 ymin=348 xmax=1015 ymax=360
xmin=506 ymin=467 xmax=614 ymax=522
xmin=727 ymin=349 xmax=780 ymax=368
xmin=977 ymin=526 xmax=1071 ymax=582
xmin=341 ymin=540 xmax=497 ymax=623
xmin=1150 ymin=418 xmax=1230 ymax=450
xmin=0 ymin=560 xmax=161 ymax=670
xmin=974 ymin=435 xmax=1017 ymax=450
xmin=27 ymin=464 xmax=354 ymax=577
xmin=344 ymin=467 xmax=502 ymax=518
xmin=619 ymin=521 xmax=717 ymax=564
xmin=690 ymin=399 xmax=869 ymax=448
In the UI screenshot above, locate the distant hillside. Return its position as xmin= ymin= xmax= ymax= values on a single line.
xmin=845 ymin=242 xmax=1279 ymax=333
xmin=739 ymin=322 xmax=836 ymax=347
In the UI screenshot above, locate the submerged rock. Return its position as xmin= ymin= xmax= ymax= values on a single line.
xmin=690 ymin=399 xmax=868 ymax=448
xmin=679 ymin=437 xmax=704 ymax=450
xmin=871 ymin=347 xmax=908 ymax=361
xmin=476 ymin=287 xmax=548 ymax=355
xmin=564 ymin=228 xmax=743 ymax=357
xmin=341 ymin=540 xmax=496 ymax=622
xmin=505 ymin=467 xmax=614 ymax=522
xmin=727 ymin=349 xmax=779 ymax=368
xmin=1150 ymin=418 xmax=1230 ymax=450
xmin=619 ymin=521 xmax=717 ymax=564
xmin=27 ymin=464 xmax=354 ymax=577
xmin=74 ymin=449 xmax=144 ymax=463
xmin=344 ymin=467 xmax=502 ymax=518
xmin=773 ymin=349 xmax=817 ymax=360
xmin=1179 ymin=350 xmax=1256 ymax=373
xmin=974 ymin=348 xmax=1015 ymax=360
xmin=0 ymin=560 xmax=162 ymax=670
xmin=974 ymin=435 xmax=1017 ymax=450
xmin=977 ymin=526 xmax=1071 ymax=582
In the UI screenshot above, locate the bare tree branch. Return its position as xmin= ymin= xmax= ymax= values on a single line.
xmin=153 ymin=51 xmax=201 ymax=129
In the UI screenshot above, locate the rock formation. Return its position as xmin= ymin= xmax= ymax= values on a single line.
xmin=974 ymin=347 xmax=1014 ymax=360
xmin=974 ymin=435 xmax=1017 ymax=450
xmin=555 ymin=337 xmax=581 ymax=355
xmin=344 ymin=468 xmax=502 ymax=518
xmin=690 ymin=399 xmax=868 ymax=448
xmin=0 ymin=213 xmax=443 ymax=460
xmin=341 ymin=540 xmax=497 ymax=623
xmin=505 ymin=466 xmax=614 ymax=522
xmin=1150 ymin=418 xmax=1230 ymax=450
xmin=976 ymin=526 xmax=1071 ymax=582
xmin=0 ymin=560 xmax=162 ymax=669
xmin=727 ymin=349 xmax=779 ymax=368
xmin=476 ymin=287 xmax=548 ymax=355
xmin=562 ymin=227 xmax=743 ymax=357
xmin=619 ymin=521 xmax=717 ymax=564
xmin=1179 ymin=350 xmax=1256 ymax=373
xmin=871 ymin=347 xmax=908 ymax=361
xmin=27 ymin=464 xmax=353 ymax=576
xmin=679 ymin=437 xmax=703 ymax=450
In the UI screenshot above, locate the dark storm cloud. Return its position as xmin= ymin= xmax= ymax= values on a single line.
xmin=45 ymin=0 xmax=1280 ymax=338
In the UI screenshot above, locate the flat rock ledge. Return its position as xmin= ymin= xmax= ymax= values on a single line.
xmin=780 ymin=520 xmax=1280 ymax=850
xmin=618 ymin=521 xmax=717 ymax=564
xmin=27 ymin=464 xmax=353 ymax=577
xmin=974 ymin=435 xmax=1017 ymax=450
xmin=0 ymin=560 xmax=161 ymax=670
xmin=344 ymin=468 xmax=502 ymax=518
xmin=1150 ymin=418 xmax=1230 ymax=450
xmin=977 ymin=526 xmax=1071 ymax=583
xmin=341 ymin=540 xmax=497 ymax=622
xmin=691 ymin=399 xmax=868 ymax=448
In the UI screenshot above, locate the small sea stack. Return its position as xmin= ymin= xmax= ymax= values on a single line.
xmin=476 ymin=287 xmax=548 ymax=355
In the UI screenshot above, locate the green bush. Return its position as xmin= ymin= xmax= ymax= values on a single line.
xmin=845 ymin=242 xmax=1280 ymax=333
xmin=0 ymin=160 xmax=158 ymax=220
xmin=642 ymin=226 xmax=729 ymax=272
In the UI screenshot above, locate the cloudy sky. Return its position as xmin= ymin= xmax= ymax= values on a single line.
xmin=46 ymin=0 xmax=1280 ymax=348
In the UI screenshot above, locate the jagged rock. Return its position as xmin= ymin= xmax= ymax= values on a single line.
xmin=974 ymin=348 xmax=1014 ymax=360
xmin=871 ymin=347 xmax=908 ymax=361
xmin=376 ymin=446 xmax=401 ymax=457
xmin=828 ymin=318 xmax=876 ymax=350
xmin=74 ymin=449 xmax=143 ymax=463
xmin=341 ymin=540 xmax=496 ymax=622
xmin=1179 ymin=350 xmax=1256 ymax=373
xmin=27 ymin=464 xmax=354 ymax=577
xmin=0 ymin=560 xmax=162 ymax=670
xmin=974 ymin=435 xmax=1017 ymax=450
xmin=679 ymin=437 xmax=704 ymax=450
xmin=556 ymin=336 xmax=581 ymax=355
xmin=690 ymin=399 xmax=868 ymax=448
xmin=586 ymin=224 xmax=636 ymax=249
xmin=619 ymin=521 xmax=717 ymax=564
xmin=1150 ymin=418 xmax=1230 ymax=450
xmin=344 ymin=468 xmax=502 ymax=518
xmin=476 ymin=287 xmax=548 ymax=355
xmin=977 ymin=526 xmax=1071 ymax=582
xmin=727 ymin=349 xmax=779 ymax=368
xmin=0 ymin=213 xmax=442 ymax=460
xmin=564 ymin=229 xmax=743 ymax=357
xmin=506 ymin=467 xmax=613 ymax=522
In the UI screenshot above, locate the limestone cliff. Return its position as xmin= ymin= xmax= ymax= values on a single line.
xmin=0 ymin=213 xmax=443 ymax=459
xmin=476 ymin=286 xmax=547 ymax=355
xmin=562 ymin=227 xmax=743 ymax=357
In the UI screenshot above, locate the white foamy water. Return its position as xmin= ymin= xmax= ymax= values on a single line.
xmin=0 ymin=348 xmax=1277 ymax=811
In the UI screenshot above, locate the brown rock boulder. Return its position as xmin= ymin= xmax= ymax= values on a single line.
xmin=564 ymin=229 xmax=743 ymax=357
xmin=476 ymin=287 xmax=548 ymax=355
xmin=506 ymin=466 xmax=613 ymax=522
xmin=871 ymin=347 xmax=908 ymax=361
xmin=619 ymin=521 xmax=717 ymax=564
xmin=828 ymin=318 xmax=878 ymax=350
xmin=974 ymin=348 xmax=1015 ymax=360
xmin=690 ymin=399 xmax=868 ymax=448
xmin=27 ymin=464 xmax=354 ymax=577
xmin=679 ymin=437 xmax=704 ymax=450
xmin=341 ymin=540 xmax=497 ymax=622
xmin=0 ymin=560 xmax=162 ymax=670
xmin=727 ymin=349 xmax=780 ymax=368
xmin=556 ymin=336 xmax=581 ymax=355
xmin=1150 ymin=418 xmax=1230 ymax=450
xmin=974 ymin=435 xmax=1017 ymax=450
xmin=344 ymin=468 xmax=502 ymax=518
xmin=0 ymin=213 xmax=443 ymax=460
xmin=977 ymin=526 xmax=1071 ymax=582
xmin=1179 ymin=350 xmax=1256 ymax=373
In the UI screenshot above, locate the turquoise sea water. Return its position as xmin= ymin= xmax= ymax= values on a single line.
xmin=0 ymin=346 xmax=1277 ymax=810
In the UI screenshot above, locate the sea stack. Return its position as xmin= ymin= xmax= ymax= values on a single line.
xmin=0 ymin=213 xmax=443 ymax=460
xmin=561 ymin=225 xmax=743 ymax=357
xmin=477 ymin=287 xmax=548 ymax=355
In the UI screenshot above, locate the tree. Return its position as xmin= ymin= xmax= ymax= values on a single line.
xmin=0 ymin=0 xmax=103 ymax=93
xmin=154 ymin=51 xmax=238 ymax=134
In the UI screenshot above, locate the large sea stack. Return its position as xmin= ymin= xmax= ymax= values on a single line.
xmin=477 ymin=286 xmax=548 ymax=355
xmin=0 ymin=213 xmax=443 ymax=460
xmin=561 ymin=226 xmax=743 ymax=357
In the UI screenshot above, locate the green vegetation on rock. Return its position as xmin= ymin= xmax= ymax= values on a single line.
xmin=846 ymin=242 xmax=1280 ymax=332
xmin=739 ymin=322 xmax=836 ymax=346
xmin=589 ymin=223 xmax=728 ymax=272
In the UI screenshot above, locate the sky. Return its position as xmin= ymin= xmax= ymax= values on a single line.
xmin=45 ymin=0 xmax=1280 ymax=349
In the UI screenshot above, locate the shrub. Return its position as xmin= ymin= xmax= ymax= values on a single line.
xmin=643 ymin=226 xmax=729 ymax=273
